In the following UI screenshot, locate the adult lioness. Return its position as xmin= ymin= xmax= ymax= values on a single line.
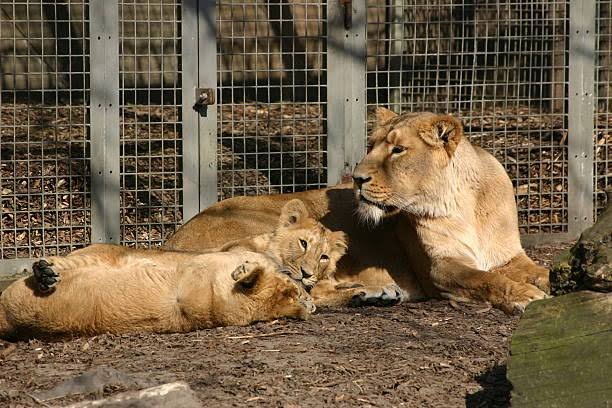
xmin=164 ymin=109 xmax=549 ymax=313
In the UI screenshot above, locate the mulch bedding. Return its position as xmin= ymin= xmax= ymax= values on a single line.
xmin=2 ymin=102 xmax=610 ymax=258
xmin=0 ymin=244 xmax=570 ymax=408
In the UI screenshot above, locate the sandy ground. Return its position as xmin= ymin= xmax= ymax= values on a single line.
xmin=0 ymin=244 xmax=570 ymax=408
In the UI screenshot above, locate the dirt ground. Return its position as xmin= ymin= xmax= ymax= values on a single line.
xmin=0 ymin=244 xmax=569 ymax=408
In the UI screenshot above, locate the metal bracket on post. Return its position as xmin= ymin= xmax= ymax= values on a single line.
xmin=90 ymin=0 xmax=120 ymax=243
xmin=568 ymin=0 xmax=596 ymax=237
xmin=327 ymin=0 xmax=367 ymax=186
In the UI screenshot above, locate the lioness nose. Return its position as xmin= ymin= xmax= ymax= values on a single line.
xmin=300 ymin=267 xmax=313 ymax=277
xmin=353 ymin=173 xmax=372 ymax=188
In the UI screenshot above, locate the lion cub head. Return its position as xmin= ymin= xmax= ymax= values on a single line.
xmin=266 ymin=199 xmax=348 ymax=290
xmin=230 ymin=257 xmax=316 ymax=322
xmin=353 ymin=108 xmax=464 ymax=224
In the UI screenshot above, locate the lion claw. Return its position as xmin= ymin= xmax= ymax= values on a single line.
xmin=33 ymin=259 xmax=60 ymax=293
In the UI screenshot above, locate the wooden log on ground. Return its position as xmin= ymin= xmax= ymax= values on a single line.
xmin=507 ymin=291 xmax=612 ymax=408
xmin=550 ymin=191 xmax=612 ymax=295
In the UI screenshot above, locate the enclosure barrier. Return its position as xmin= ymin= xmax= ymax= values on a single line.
xmin=0 ymin=0 xmax=610 ymax=275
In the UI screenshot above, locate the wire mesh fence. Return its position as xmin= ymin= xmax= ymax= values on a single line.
xmin=0 ymin=1 xmax=91 ymax=260
xmin=366 ymin=0 xmax=570 ymax=235
xmin=596 ymin=0 xmax=611 ymax=216
xmin=216 ymin=0 xmax=328 ymax=200
xmin=118 ymin=0 xmax=183 ymax=247
xmin=0 ymin=0 xmax=610 ymax=271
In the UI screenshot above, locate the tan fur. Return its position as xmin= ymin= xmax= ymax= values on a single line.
xmin=354 ymin=109 xmax=550 ymax=312
xmin=0 ymin=245 xmax=314 ymax=340
xmin=164 ymin=110 xmax=549 ymax=313
xmin=212 ymin=199 xmax=348 ymax=290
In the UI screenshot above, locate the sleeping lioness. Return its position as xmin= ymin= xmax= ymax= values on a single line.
xmin=164 ymin=109 xmax=550 ymax=314
xmin=0 ymin=200 xmax=347 ymax=340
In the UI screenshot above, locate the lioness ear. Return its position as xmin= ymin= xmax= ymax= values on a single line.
xmin=279 ymin=199 xmax=309 ymax=227
xmin=231 ymin=263 xmax=262 ymax=290
xmin=375 ymin=107 xmax=398 ymax=126
xmin=425 ymin=115 xmax=463 ymax=157
xmin=331 ymin=231 xmax=348 ymax=256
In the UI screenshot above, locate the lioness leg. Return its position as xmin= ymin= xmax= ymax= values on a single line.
xmin=311 ymin=279 xmax=405 ymax=308
xmin=492 ymin=252 xmax=550 ymax=293
xmin=431 ymin=258 xmax=548 ymax=314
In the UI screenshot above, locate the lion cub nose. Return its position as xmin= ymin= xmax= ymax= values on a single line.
xmin=353 ymin=173 xmax=372 ymax=188
xmin=300 ymin=267 xmax=313 ymax=278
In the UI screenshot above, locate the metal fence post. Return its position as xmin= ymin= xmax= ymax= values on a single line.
xmin=90 ymin=0 xmax=120 ymax=243
xmin=327 ymin=0 xmax=367 ymax=185
xmin=182 ymin=0 xmax=217 ymax=218
xmin=182 ymin=0 xmax=201 ymax=221
xmin=198 ymin=0 xmax=218 ymax=209
xmin=568 ymin=0 xmax=596 ymax=236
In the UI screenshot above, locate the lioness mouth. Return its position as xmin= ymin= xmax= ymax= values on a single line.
xmin=359 ymin=195 xmax=390 ymax=211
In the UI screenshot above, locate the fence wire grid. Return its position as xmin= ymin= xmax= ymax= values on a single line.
xmin=0 ymin=0 xmax=610 ymax=270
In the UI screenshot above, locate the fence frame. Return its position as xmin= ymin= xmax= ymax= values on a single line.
xmin=0 ymin=0 xmax=606 ymax=277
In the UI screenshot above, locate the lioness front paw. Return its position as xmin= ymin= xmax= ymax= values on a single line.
xmin=349 ymin=283 xmax=405 ymax=307
xmin=503 ymin=283 xmax=549 ymax=315
xmin=33 ymin=259 xmax=60 ymax=293
xmin=529 ymin=269 xmax=551 ymax=294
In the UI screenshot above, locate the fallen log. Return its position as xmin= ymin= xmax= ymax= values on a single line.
xmin=507 ymin=291 xmax=612 ymax=408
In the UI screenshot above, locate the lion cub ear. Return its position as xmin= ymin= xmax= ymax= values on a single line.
xmin=375 ymin=107 xmax=398 ymax=126
xmin=330 ymin=231 xmax=348 ymax=257
xmin=279 ymin=199 xmax=309 ymax=228
xmin=424 ymin=115 xmax=463 ymax=157
xmin=231 ymin=263 xmax=262 ymax=290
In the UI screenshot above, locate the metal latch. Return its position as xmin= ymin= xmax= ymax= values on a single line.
xmin=193 ymin=88 xmax=215 ymax=116
xmin=340 ymin=0 xmax=352 ymax=30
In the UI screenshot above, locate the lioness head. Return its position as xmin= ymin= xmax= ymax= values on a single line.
xmin=266 ymin=199 xmax=348 ymax=290
xmin=353 ymin=108 xmax=464 ymax=224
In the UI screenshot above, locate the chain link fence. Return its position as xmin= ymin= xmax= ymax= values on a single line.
xmin=0 ymin=0 xmax=610 ymax=274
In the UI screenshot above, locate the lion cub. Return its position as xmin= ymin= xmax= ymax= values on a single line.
xmin=214 ymin=199 xmax=348 ymax=290
xmin=0 ymin=200 xmax=347 ymax=340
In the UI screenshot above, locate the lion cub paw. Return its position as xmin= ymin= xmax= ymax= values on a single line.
xmin=349 ymin=283 xmax=405 ymax=307
xmin=33 ymin=259 xmax=60 ymax=293
xmin=504 ymin=283 xmax=549 ymax=315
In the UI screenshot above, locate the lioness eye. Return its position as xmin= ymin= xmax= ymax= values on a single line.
xmin=320 ymin=254 xmax=329 ymax=262
xmin=391 ymin=145 xmax=405 ymax=154
xmin=299 ymin=239 xmax=308 ymax=250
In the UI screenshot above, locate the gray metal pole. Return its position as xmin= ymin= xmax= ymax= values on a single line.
xmin=327 ymin=0 xmax=367 ymax=186
xmin=90 ymin=0 xmax=120 ymax=243
xmin=568 ymin=0 xmax=596 ymax=236
xmin=198 ymin=0 xmax=218 ymax=209
xmin=182 ymin=0 xmax=201 ymax=221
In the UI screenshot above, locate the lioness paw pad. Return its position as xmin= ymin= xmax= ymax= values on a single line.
xmin=33 ymin=259 xmax=60 ymax=293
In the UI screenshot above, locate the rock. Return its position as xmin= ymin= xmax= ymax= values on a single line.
xmin=550 ymin=191 xmax=612 ymax=295
xmin=35 ymin=366 xmax=148 ymax=401
xmin=507 ymin=291 xmax=612 ymax=408
xmin=62 ymin=382 xmax=203 ymax=408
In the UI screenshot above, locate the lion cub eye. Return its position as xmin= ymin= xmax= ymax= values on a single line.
xmin=320 ymin=254 xmax=329 ymax=263
xmin=299 ymin=239 xmax=308 ymax=250
xmin=391 ymin=145 xmax=406 ymax=155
